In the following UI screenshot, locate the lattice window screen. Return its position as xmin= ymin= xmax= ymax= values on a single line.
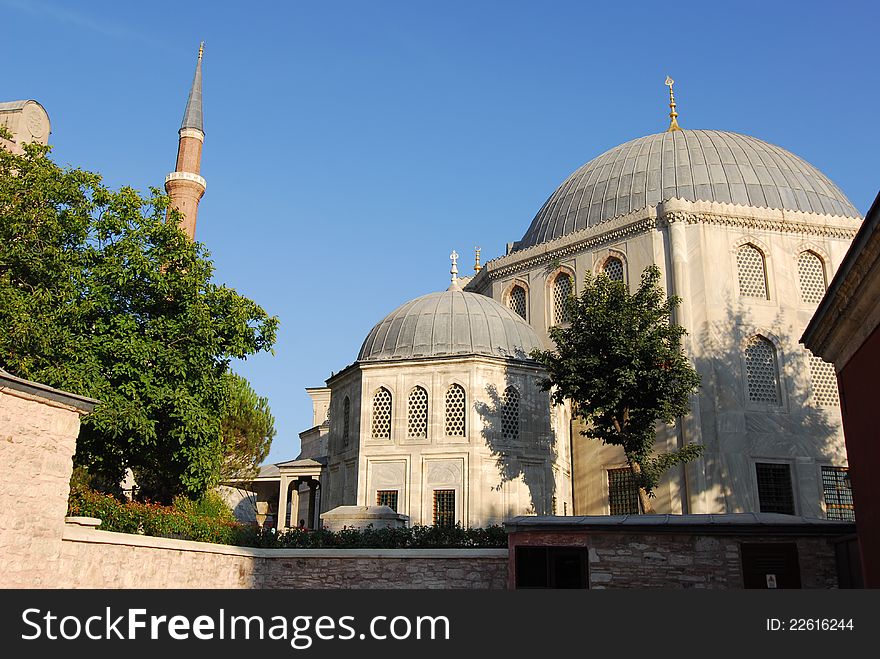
xmin=501 ymin=386 xmax=520 ymax=440
xmin=809 ymin=354 xmax=839 ymax=407
xmin=821 ymin=467 xmax=854 ymax=521
xmin=342 ymin=396 xmax=350 ymax=446
xmin=445 ymin=384 xmax=466 ymax=437
xmin=745 ymin=336 xmax=780 ymax=404
xmin=407 ymin=386 xmax=428 ymax=438
xmin=508 ymin=285 xmax=527 ymax=320
xmin=376 ymin=490 xmax=399 ymax=513
xmin=433 ymin=489 xmax=456 ymax=527
xmin=755 ymin=463 xmax=795 ymax=515
xmin=603 ymin=257 xmax=624 ymax=282
xmin=371 ymin=387 xmax=392 ymax=439
xmin=737 ymin=244 xmax=768 ymax=299
xmin=798 ymin=251 xmax=826 ymax=304
xmin=553 ymin=273 xmax=573 ymax=324
xmin=607 ymin=468 xmax=640 ymax=515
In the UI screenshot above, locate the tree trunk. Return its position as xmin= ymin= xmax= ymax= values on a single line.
xmin=629 ymin=461 xmax=656 ymax=514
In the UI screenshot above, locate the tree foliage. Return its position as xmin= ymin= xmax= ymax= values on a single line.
xmin=219 ymin=372 xmax=276 ymax=482
xmin=531 ymin=265 xmax=701 ymax=512
xmin=0 ymin=141 xmax=278 ymax=502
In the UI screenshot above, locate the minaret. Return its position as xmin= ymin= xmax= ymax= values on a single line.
xmin=165 ymin=43 xmax=206 ymax=239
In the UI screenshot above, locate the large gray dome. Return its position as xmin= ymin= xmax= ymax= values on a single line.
xmin=517 ymin=129 xmax=860 ymax=250
xmin=358 ymin=290 xmax=541 ymax=362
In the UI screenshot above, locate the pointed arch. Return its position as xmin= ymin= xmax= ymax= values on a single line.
xmin=445 ymin=383 xmax=467 ymax=437
xmin=500 ymin=385 xmax=520 ymax=440
xmin=407 ymin=386 xmax=429 ymax=438
xmin=744 ymin=335 xmax=780 ymax=404
xmin=371 ymin=387 xmax=392 ymax=439
xmin=736 ymin=243 xmax=769 ymax=300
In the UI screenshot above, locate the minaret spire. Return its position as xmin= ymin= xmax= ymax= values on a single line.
xmin=165 ymin=43 xmax=207 ymax=239
xmin=665 ymin=75 xmax=682 ymax=132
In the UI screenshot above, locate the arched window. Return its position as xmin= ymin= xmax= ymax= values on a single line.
xmin=407 ymin=386 xmax=428 ymax=438
xmin=808 ymin=354 xmax=839 ymax=407
xmin=744 ymin=336 xmax=780 ymax=404
xmin=445 ymin=384 xmax=466 ymax=437
xmin=371 ymin=387 xmax=392 ymax=439
xmin=501 ymin=385 xmax=520 ymax=440
xmin=508 ymin=285 xmax=527 ymax=320
xmin=603 ymin=256 xmax=624 ymax=282
xmin=737 ymin=244 xmax=768 ymax=299
xmin=798 ymin=251 xmax=827 ymax=304
xmin=342 ymin=396 xmax=350 ymax=446
xmin=552 ymin=273 xmax=573 ymax=325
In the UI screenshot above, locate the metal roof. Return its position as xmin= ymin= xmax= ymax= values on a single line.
xmin=180 ymin=48 xmax=203 ymax=133
xmin=517 ymin=129 xmax=860 ymax=250
xmin=358 ymin=290 xmax=542 ymax=362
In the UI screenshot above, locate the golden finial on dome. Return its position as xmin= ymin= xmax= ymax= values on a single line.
xmin=474 ymin=246 xmax=482 ymax=273
xmin=665 ymin=76 xmax=682 ymax=132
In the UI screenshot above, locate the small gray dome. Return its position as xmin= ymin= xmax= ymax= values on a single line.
xmin=358 ymin=290 xmax=541 ymax=362
xmin=517 ymin=130 xmax=860 ymax=250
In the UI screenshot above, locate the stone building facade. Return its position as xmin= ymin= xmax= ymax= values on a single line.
xmin=465 ymin=130 xmax=860 ymax=520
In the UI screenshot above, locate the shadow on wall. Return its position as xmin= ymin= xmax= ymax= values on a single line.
xmin=690 ymin=299 xmax=843 ymax=516
xmin=475 ymin=367 xmax=558 ymax=517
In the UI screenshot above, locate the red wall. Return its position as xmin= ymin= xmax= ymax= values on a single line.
xmin=838 ymin=324 xmax=880 ymax=588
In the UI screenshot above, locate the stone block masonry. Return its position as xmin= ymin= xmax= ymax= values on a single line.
xmin=55 ymin=525 xmax=507 ymax=589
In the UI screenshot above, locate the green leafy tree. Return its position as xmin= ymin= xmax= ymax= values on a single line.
xmin=531 ymin=265 xmax=701 ymax=513
xmin=0 ymin=140 xmax=278 ymax=502
xmin=219 ymin=372 xmax=276 ymax=482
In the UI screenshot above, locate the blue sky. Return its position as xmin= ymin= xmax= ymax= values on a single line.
xmin=4 ymin=0 xmax=879 ymax=464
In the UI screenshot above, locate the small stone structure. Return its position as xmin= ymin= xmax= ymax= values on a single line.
xmin=505 ymin=515 xmax=857 ymax=589
xmin=320 ymin=505 xmax=409 ymax=531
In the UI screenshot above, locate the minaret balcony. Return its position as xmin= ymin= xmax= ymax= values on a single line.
xmin=165 ymin=171 xmax=206 ymax=191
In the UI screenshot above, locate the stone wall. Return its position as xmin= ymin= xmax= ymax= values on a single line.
xmin=506 ymin=515 xmax=852 ymax=589
xmin=0 ymin=376 xmax=93 ymax=587
xmin=257 ymin=550 xmax=506 ymax=589
xmin=56 ymin=524 xmax=507 ymax=589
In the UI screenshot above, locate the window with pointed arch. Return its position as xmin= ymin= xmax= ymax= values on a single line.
xmin=500 ymin=385 xmax=520 ymax=440
xmin=736 ymin=243 xmax=768 ymax=299
xmin=797 ymin=251 xmax=827 ymax=304
xmin=744 ymin=336 xmax=780 ymax=405
xmin=407 ymin=386 xmax=429 ymax=439
xmin=507 ymin=284 xmax=527 ymax=320
xmin=445 ymin=384 xmax=466 ymax=437
xmin=552 ymin=272 xmax=573 ymax=325
xmin=603 ymin=256 xmax=625 ymax=282
xmin=371 ymin=387 xmax=392 ymax=439
xmin=342 ymin=396 xmax=350 ymax=446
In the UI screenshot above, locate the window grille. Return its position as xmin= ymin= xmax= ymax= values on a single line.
xmin=821 ymin=466 xmax=854 ymax=522
xmin=433 ymin=489 xmax=456 ymax=527
xmin=508 ymin=285 xmax=527 ymax=320
xmin=551 ymin=496 xmax=558 ymax=515
xmin=745 ymin=336 xmax=780 ymax=405
xmin=608 ymin=467 xmax=640 ymax=515
xmin=798 ymin=251 xmax=826 ymax=304
xmin=445 ymin=384 xmax=466 ymax=437
xmin=552 ymin=273 xmax=573 ymax=324
xmin=371 ymin=387 xmax=392 ymax=439
xmin=376 ymin=490 xmax=399 ymax=513
xmin=407 ymin=386 xmax=428 ymax=438
xmin=737 ymin=244 xmax=768 ymax=299
xmin=501 ymin=385 xmax=520 ymax=440
xmin=342 ymin=396 xmax=350 ymax=446
xmin=603 ymin=257 xmax=624 ymax=282
xmin=756 ymin=463 xmax=795 ymax=515
xmin=809 ymin=354 xmax=839 ymax=408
